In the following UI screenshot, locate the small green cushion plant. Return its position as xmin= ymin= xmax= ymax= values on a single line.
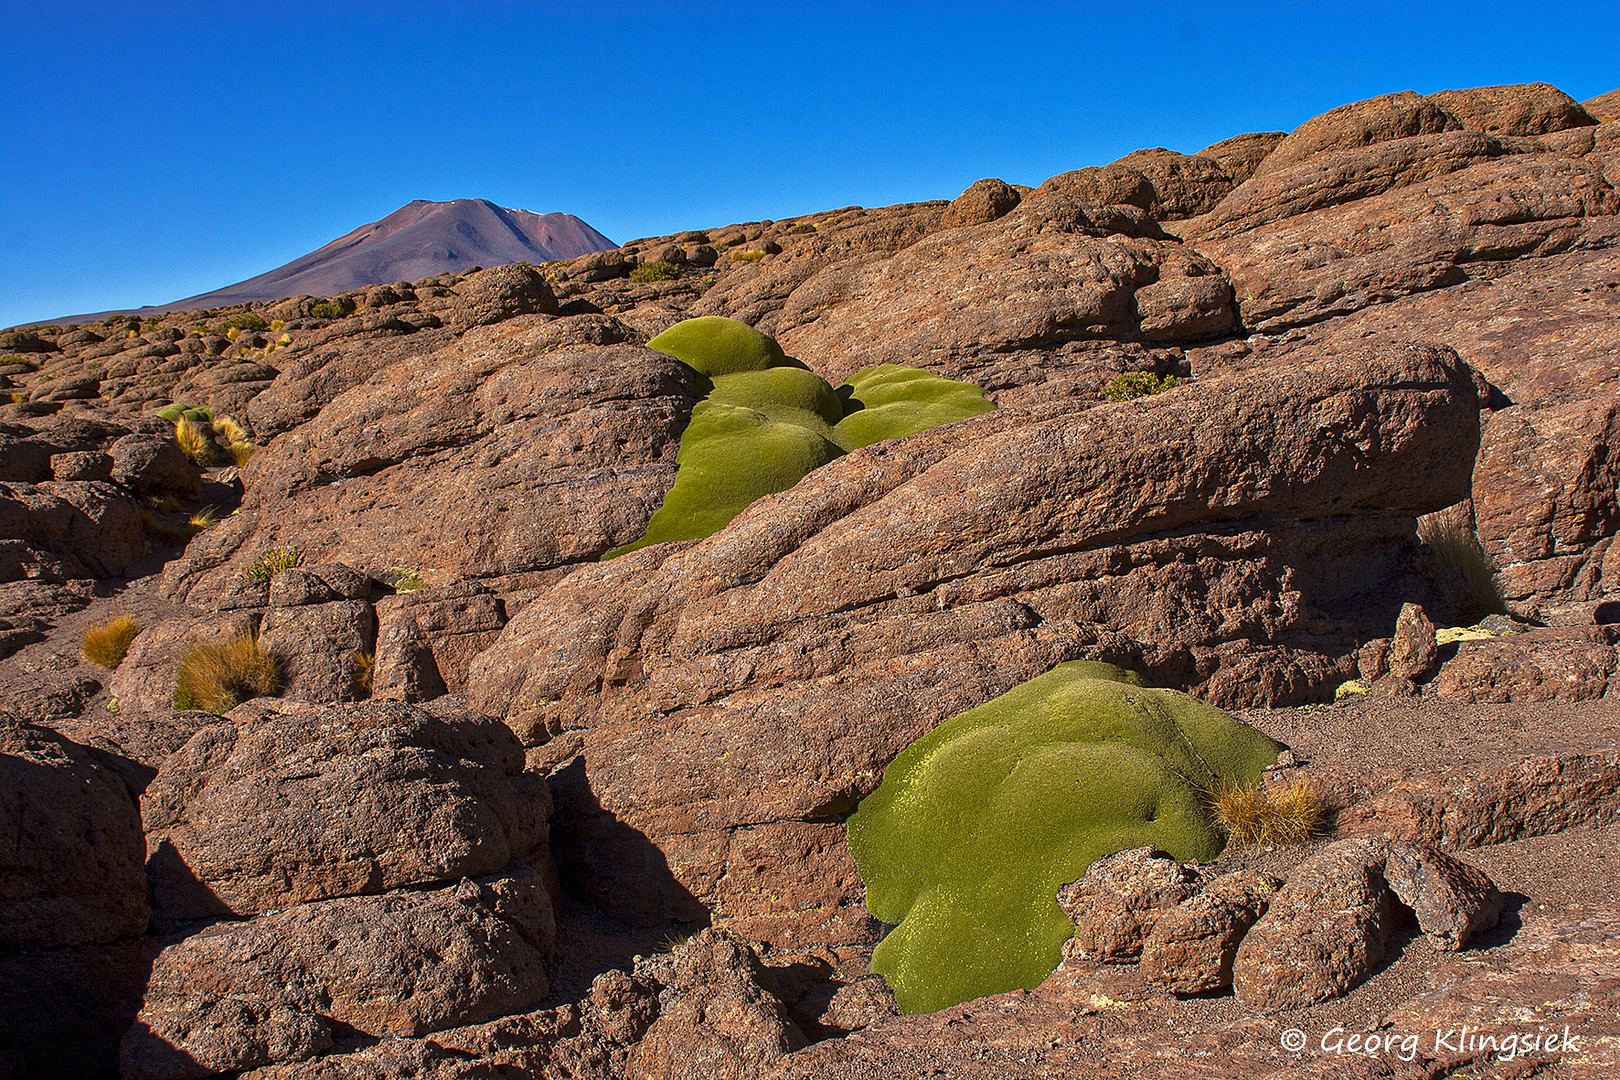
xmin=156 ymin=402 xmax=215 ymax=424
xmin=646 ymin=315 xmax=789 ymax=376
xmin=846 ymin=661 xmax=1284 ymax=1015
xmin=835 ymin=364 xmax=996 ymax=448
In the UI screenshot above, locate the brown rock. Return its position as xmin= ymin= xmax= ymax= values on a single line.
xmin=1473 ymin=396 xmax=1620 ymax=609
xmin=1193 ymin=153 xmax=1620 ymax=332
xmin=937 ymin=178 xmax=1022 ymax=229
xmin=1357 ymin=637 xmax=1391 ymax=681
xmin=1252 ymin=90 xmax=1460 ymax=178
xmin=449 ymin=262 xmax=560 ymax=329
xmin=1423 ymin=625 xmax=1619 ymax=703
xmin=0 ymin=479 xmax=147 ymax=581
xmin=373 ymin=581 xmax=507 ymax=701
xmin=0 ymin=717 xmax=149 ymax=949
xmin=1585 ymin=87 xmax=1620 ymax=121
xmin=1138 ymin=869 xmax=1281 ymax=993
xmin=630 ymin=929 xmax=808 ymax=1080
xmin=256 ymin=598 xmax=376 ymax=703
xmin=166 ymin=319 xmax=699 ymax=603
xmin=1194 ymin=131 xmax=1287 ymax=185
xmin=1108 ymin=147 xmax=1237 ymax=219
xmin=266 ymin=562 xmax=371 ymax=606
xmin=773 ymin=198 xmax=1230 ymax=385
xmin=140 ymin=701 xmax=550 ymax=917
xmin=1387 ymin=601 xmax=1438 ymax=680
xmin=1336 ymin=748 xmax=1620 ymax=851
xmin=1428 ymin=82 xmax=1597 ymax=136
xmin=122 ymin=871 xmax=553 ymax=1078
xmin=1231 ymin=838 xmax=1394 ymax=1010
xmin=1381 ymin=841 xmax=1503 ymax=949
xmin=1057 ymin=847 xmax=1205 ymax=962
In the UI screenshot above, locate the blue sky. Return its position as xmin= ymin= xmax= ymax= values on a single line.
xmin=2 ymin=1 xmax=1616 ymax=327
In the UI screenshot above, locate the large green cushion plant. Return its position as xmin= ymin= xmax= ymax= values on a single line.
xmin=608 ymin=319 xmax=995 ymax=557
xmin=846 ymin=661 xmax=1284 ymax=1015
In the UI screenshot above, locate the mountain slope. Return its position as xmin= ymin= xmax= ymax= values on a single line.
xmin=169 ymin=199 xmax=614 ymax=308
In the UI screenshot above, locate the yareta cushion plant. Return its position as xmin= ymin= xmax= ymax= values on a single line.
xmin=605 ymin=317 xmax=994 ymax=556
xmin=846 ymin=660 xmax=1285 ymax=1015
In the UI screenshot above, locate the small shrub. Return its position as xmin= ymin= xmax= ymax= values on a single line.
xmin=1101 ymin=371 xmax=1179 ymax=402
xmin=309 ymin=299 xmax=349 ymax=320
xmin=243 ymin=545 xmax=303 ymax=580
xmin=173 ymin=633 xmax=281 ymax=713
xmin=730 ymin=249 xmax=766 ymax=263
xmin=389 ymin=566 xmax=428 ymax=593
xmin=1417 ymin=500 xmax=1507 ymax=622
xmin=220 ymin=312 xmax=268 ymax=333
xmin=630 ymin=260 xmax=681 ymax=283
xmin=1213 ymin=780 xmax=1324 ymax=847
xmin=8 ymin=393 xmax=22 ymax=404
xmin=1334 ymin=678 xmax=1368 ymax=700
xmin=269 ymin=319 xmax=286 ymax=332
xmin=174 ymin=419 xmax=214 ymax=465
xmin=82 ymin=616 xmax=142 ymax=670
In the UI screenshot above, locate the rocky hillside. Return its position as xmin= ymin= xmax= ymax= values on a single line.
xmin=3 ymin=81 xmax=1620 ymax=1079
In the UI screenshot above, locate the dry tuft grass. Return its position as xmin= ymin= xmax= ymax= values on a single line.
xmin=210 ymin=417 xmax=256 ymax=467
xmin=188 ymin=506 xmax=218 ymax=534
xmin=82 ymin=616 xmax=142 ymax=670
xmin=175 ymin=419 xmax=214 ymax=465
xmin=1213 ymin=780 xmax=1324 ymax=848
xmin=173 ymin=633 xmax=281 ymax=713
xmin=1417 ymin=500 xmax=1507 ymax=621
xmin=352 ymin=650 xmax=374 ymax=698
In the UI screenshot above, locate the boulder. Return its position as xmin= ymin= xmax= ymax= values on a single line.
xmin=106 ymin=613 xmax=261 ymax=716
xmin=0 ymin=480 xmax=147 ymax=581
xmin=1231 ymin=838 xmax=1394 ymax=1010
xmin=1428 ymin=82 xmax=1597 ymax=136
xmin=166 ymin=319 xmax=701 ymax=603
xmin=449 ymin=263 xmax=560 ymax=329
xmin=373 ymin=581 xmax=507 ymax=701
xmin=256 ymin=598 xmax=376 ymax=703
xmin=1381 ymin=840 xmax=1504 ymax=950
xmin=266 ymin=562 xmax=371 ymax=606
xmin=1422 ymin=626 xmax=1619 ymax=703
xmin=1138 ymin=869 xmax=1281 ymax=993
xmin=1387 ymin=601 xmax=1439 ymax=680
xmin=140 ymin=701 xmax=551 ymax=917
xmin=1251 ymin=90 xmax=1460 ymax=178
xmin=122 ymin=871 xmax=554 ymax=1079
xmin=936 ymin=178 xmax=1022 ymax=229
xmin=0 ymin=717 xmax=149 ymax=949
xmin=630 ymin=929 xmax=808 ymax=1080
xmin=1057 ymin=848 xmax=1206 ymax=963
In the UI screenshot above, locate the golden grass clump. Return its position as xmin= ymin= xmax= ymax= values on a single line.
xmin=188 ymin=506 xmax=218 ymax=534
xmin=173 ymin=633 xmax=281 ymax=713
xmin=174 ymin=419 xmax=214 ymax=465
xmin=211 ymin=417 xmax=255 ymax=466
xmin=1213 ymin=780 xmax=1324 ymax=848
xmin=1417 ymin=499 xmax=1507 ymax=621
xmin=352 ymin=650 xmax=375 ymax=698
xmin=81 ymin=616 xmax=142 ymax=670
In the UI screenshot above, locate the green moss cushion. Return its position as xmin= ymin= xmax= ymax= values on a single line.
xmin=834 ymin=364 xmax=995 ymax=449
xmin=608 ymin=318 xmax=996 ymax=556
xmin=603 ymin=400 xmax=845 ymax=556
xmin=156 ymin=403 xmax=214 ymax=423
xmin=646 ymin=315 xmax=789 ymax=376
xmin=846 ymin=661 xmax=1284 ymax=1015
xmin=709 ymin=367 xmax=845 ymax=427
